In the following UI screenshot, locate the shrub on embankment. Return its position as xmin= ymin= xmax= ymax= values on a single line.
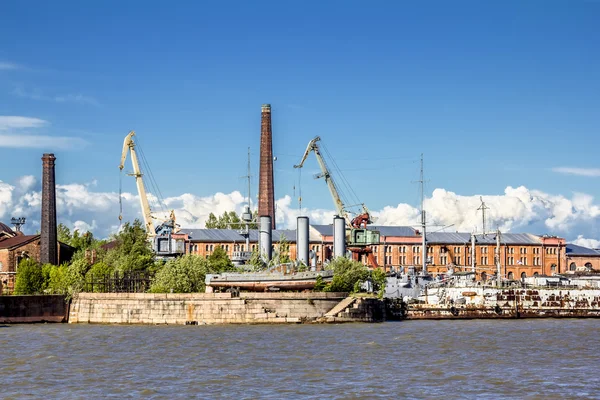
xmin=149 ymin=248 xmax=237 ymax=293
xmin=319 ymin=258 xmax=387 ymax=298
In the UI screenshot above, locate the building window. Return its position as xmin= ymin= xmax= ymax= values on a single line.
xmin=205 ymin=245 xmax=209 ymax=251
xmin=508 ymin=247 xmax=514 ymax=254
xmin=441 ymin=247 xmax=447 ymax=254
xmin=455 ymin=256 xmax=461 ymax=265
xmin=508 ymin=272 xmax=514 ymax=280
xmin=570 ymin=262 xmax=576 ymax=271
xmin=481 ymin=256 xmax=488 ymax=265
xmin=210 ymin=245 xmax=214 ymax=251
xmin=467 ymin=256 xmax=471 ymax=265
xmin=481 ymin=247 xmax=488 ymax=254
xmin=428 ymin=247 xmax=434 ymax=254
xmin=440 ymin=256 xmax=447 ymax=265
xmin=551 ymin=263 xmax=557 ymax=272
xmin=413 ymin=256 xmax=420 ymax=264
xmin=519 ymin=257 xmax=526 ymax=265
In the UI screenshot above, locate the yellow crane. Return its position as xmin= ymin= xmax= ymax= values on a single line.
xmin=119 ymin=131 xmax=177 ymax=238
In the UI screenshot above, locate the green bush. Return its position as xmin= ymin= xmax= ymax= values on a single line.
xmin=149 ymin=255 xmax=209 ymax=293
xmin=325 ymin=257 xmax=370 ymax=293
xmin=14 ymin=259 xmax=44 ymax=295
xmin=207 ymin=246 xmax=236 ymax=273
xmin=46 ymin=264 xmax=70 ymax=295
xmin=371 ymin=268 xmax=387 ymax=298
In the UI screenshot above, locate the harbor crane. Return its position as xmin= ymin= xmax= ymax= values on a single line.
xmin=119 ymin=131 xmax=179 ymax=244
xmin=294 ymin=136 xmax=373 ymax=229
xmin=294 ymin=136 xmax=380 ymax=267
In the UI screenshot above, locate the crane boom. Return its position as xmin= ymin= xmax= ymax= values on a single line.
xmin=294 ymin=136 xmax=350 ymax=224
xmin=119 ymin=131 xmax=155 ymax=237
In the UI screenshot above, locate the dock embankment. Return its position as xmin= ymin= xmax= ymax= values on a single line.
xmin=68 ymin=292 xmax=386 ymax=325
xmin=0 ymin=295 xmax=69 ymax=323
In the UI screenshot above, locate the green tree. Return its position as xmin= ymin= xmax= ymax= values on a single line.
xmin=57 ymin=223 xmax=72 ymax=244
xmin=205 ymin=213 xmax=219 ymax=228
xmin=371 ymin=268 xmax=387 ymax=299
xmin=206 ymin=210 xmax=257 ymax=229
xmin=277 ymin=234 xmax=291 ymax=264
xmin=14 ymin=259 xmax=44 ymax=295
xmin=149 ymin=254 xmax=209 ymax=293
xmin=325 ymin=258 xmax=370 ymax=293
xmin=45 ymin=264 xmax=71 ymax=295
xmin=101 ymin=220 xmax=155 ymax=272
xmin=70 ymin=230 xmax=95 ymax=252
xmin=228 ymin=211 xmax=242 ymax=230
xmin=207 ymin=246 xmax=235 ymax=273
xmin=246 ymin=246 xmax=266 ymax=271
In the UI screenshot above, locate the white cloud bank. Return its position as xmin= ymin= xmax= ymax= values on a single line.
xmin=0 ymin=115 xmax=89 ymax=149
xmin=552 ymin=167 xmax=600 ymax=177
xmin=0 ymin=177 xmax=599 ymax=247
xmin=0 ymin=116 xmax=48 ymax=131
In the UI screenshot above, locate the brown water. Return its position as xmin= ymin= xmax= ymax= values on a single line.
xmin=1 ymin=320 xmax=599 ymax=399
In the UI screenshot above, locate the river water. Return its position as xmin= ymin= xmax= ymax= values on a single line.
xmin=1 ymin=320 xmax=599 ymax=399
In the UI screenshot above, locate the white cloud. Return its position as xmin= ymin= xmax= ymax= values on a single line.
xmin=0 ymin=115 xmax=89 ymax=149
xmin=0 ymin=135 xmax=89 ymax=150
xmin=0 ymin=116 xmax=48 ymax=131
xmin=571 ymin=235 xmax=600 ymax=249
xmin=0 ymin=62 xmax=21 ymax=71
xmin=0 ymin=177 xmax=599 ymax=246
xmin=13 ymin=86 xmax=99 ymax=106
xmin=552 ymin=167 xmax=600 ymax=177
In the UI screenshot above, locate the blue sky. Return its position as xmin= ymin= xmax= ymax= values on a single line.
xmin=1 ymin=1 xmax=599 ymax=239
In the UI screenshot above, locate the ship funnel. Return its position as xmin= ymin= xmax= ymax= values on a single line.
xmin=333 ymin=215 xmax=346 ymax=259
xmin=296 ymin=216 xmax=309 ymax=266
xmin=259 ymin=215 xmax=272 ymax=262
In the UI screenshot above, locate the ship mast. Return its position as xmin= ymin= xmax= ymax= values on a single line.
xmin=419 ymin=154 xmax=427 ymax=275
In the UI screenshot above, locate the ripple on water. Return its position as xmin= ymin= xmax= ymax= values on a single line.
xmin=1 ymin=320 xmax=599 ymax=398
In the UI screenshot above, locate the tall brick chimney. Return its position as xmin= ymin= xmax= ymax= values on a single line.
xmin=258 ymin=104 xmax=276 ymax=229
xmin=40 ymin=153 xmax=58 ymax=265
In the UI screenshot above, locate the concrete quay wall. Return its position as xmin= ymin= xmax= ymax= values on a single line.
xmin=69 ymin=292 xmax=363 ymax=325
xmin=0 ymin=295 xmax=69 ymax=323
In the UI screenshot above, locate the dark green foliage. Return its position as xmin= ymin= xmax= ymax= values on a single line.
xmin=205 ymin=210 xmax=256 ymax=229
xmin=325 ymin=258 xmax=370 ymax=293
xmin=57 ymin=223 xmax=98 ymax=252
xmin=101 ymin=220 xmax=155 ymax=272
xmin=313 ymin=275 xmax=326 ymax=291
xmin=45 ymin=263 xmax=71 ymax=295
xmin=149 ymin=255 xmax=209 ymax=293
xmin=371 ymin=268 xmax=387 ymax=298
xmin=207 ymin=246 xmax=235 ymax=273
xmin=277 ymin=234 xmax=291 ymax=264
xmin=14 ymin=259 xmax=44 ymax=295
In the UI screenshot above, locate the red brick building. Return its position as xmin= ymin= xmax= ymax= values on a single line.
xmin=0 ymin=223 xmax=74 ymax=294
xmin=178 ymin=225 xmax=600 ymax=280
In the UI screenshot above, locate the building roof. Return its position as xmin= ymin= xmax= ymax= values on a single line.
xmin=310 ymin=225 xmax=416 ymax=237
xmin=566 ymin=244 xmax=600 ymax=256
xmin=180 ymin=228 xmax=297 ymax=243
xmin=0 ymin=222 xmax=16 ymax=237
xmin=0 ymin=235 xmax=39 ymax=250
xmin=426 ymin=232 xmax=541 ymax=245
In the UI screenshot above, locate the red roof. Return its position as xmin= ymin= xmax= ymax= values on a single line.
xmin=0 ymin=235 xmax=39 ymax=250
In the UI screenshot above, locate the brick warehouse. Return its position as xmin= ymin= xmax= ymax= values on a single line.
xmin=178 ymin=225 xmax=600 ymax=280
xmin=0 ymin=222 xmax=74 ymax=293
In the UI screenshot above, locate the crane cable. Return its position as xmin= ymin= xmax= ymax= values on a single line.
xmin=118 ymin=168 xmax=123 ymax=228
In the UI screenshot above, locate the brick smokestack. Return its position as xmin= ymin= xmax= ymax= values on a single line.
xmin=40 ymin=153 xmax=58 ymax=265
xmin=258 ymin=104 xmax=276 ymax=229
